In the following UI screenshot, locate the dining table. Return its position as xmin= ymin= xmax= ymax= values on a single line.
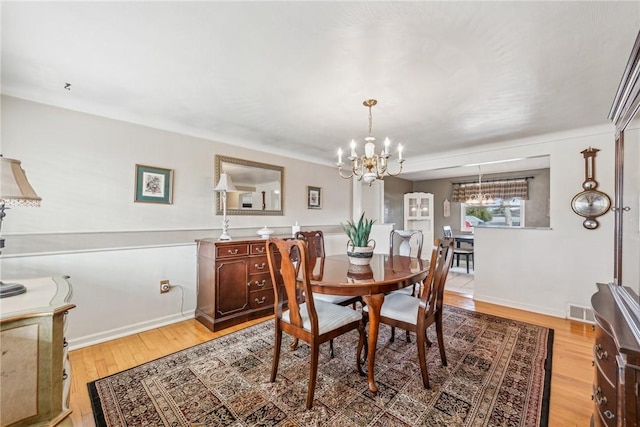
xmin=309 ymin=253 xmax=429 ymax=394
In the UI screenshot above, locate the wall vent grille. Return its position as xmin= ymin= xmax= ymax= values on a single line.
xmin=567 ymin=304 xmax=595 ymax=324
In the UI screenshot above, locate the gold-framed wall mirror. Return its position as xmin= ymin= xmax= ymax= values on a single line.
xmin=215 ymin=155 xmax=284 ymax=216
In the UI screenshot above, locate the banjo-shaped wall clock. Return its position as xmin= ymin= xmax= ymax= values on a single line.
xmin=571 ymin=147 xmax=611 ymax=229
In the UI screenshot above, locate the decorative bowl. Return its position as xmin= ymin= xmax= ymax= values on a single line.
xmin=257 ymin=227 xmax=274 ymax=239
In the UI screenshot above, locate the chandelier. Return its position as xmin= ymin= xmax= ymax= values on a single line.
xmin=337 ymin=99 xmax=405 ymax=185
xmin=465 ymin=166 xmax=494 ymax=205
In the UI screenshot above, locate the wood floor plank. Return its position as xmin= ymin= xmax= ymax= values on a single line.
xmin=68 ymin=292 xmax=595 ymax=426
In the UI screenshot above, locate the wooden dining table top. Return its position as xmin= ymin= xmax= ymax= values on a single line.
xmin=310 ymin=253 xmax=429 ymax=296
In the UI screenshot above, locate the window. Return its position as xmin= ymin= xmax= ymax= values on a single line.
xmin=461 ymin=198 xmax=525 ymax=231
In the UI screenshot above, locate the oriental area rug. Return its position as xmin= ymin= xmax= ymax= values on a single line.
xmin=89 ymin=306 xmax=553 ymax=427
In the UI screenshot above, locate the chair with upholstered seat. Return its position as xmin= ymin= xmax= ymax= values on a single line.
xmin=443 ymin=225 xmax=474 ymax=273
xmin=363 ymin=237 xmax=454 ymax=389
xmin=266 ymin=238 xmax=366 ymax=409
xmin=387 ymin=229 xmax=425 ymax=343
xmin=295 ymin=230 xmax=362 ymax=357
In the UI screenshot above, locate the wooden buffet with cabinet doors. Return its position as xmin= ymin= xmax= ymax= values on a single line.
xmin=591 ymin=283 xmax=640 ymax=427
xmin=0 ymin=276 xmax=75 ymax=427
xmin=195 ymin=238 xmax=282 ymax=332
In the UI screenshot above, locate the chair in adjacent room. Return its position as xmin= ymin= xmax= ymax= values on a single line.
xmin=295 ymin=230 xmax=362 ymax=357
xmin=363 ymin=237 xmax=454 ymax=389
xmin=443 ymin=225 xmax=474 ymax=273
xmin=266 ymin=238 xmax=366 ymax=409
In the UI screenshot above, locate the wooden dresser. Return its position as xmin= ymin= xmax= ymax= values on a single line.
xmin=0 ymin=276 xmax=75 ymax=427
xmin=591 ymin=283 xmax=640 ymax=427
xmin=196 ymin=238 xmax=281 ymax=331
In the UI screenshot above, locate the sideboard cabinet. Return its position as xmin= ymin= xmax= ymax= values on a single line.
xmin=592 ymin=28 xmax=640 ymax=427
xmin=0 ymin=276 xmax=75 ymax=427
xmin=196 ymin=238 xmax=281 ymax=331
xmin=591 ymin=283 xmax=639 ymax=427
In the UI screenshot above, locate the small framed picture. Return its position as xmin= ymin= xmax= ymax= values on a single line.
xmin=135 ymin=164 xmax=174 ymax=204
xmin=307 ymin=186 xmax=321 ymax=209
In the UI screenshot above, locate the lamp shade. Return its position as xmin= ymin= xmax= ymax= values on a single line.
xmin=214 ymin=173 xmax=237 ymax=192
xmin=0 ymin=156 xmax=41 ymax=207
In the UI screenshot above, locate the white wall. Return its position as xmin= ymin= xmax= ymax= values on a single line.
xmin=2 ymin=245 xmax=197 ymax=348
xmin=0 ymin=96 xmax=352 ymax=348
xmin=404 ymin=126 xmax=620 ymax=316
xmin=1 ymin=96 xmax=351 ymax=233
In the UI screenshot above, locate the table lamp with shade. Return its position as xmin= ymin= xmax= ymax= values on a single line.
xmin=0 ymin=155 xmax=42 ymax=298
xmin=214 ymin=173 xmax=237 ymax=241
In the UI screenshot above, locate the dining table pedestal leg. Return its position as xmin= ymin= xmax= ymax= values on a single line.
xmin=362 ymin=293 xmax=385 ymax=394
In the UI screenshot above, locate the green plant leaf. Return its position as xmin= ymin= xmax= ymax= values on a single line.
xmin=341 ymin=212 xmax=376 ymax=247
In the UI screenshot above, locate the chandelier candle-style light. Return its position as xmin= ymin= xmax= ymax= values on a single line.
xmin=466 ymin=166 xmax=494 ymax=205
xmin=337 ymin=99 xmax=405 ymax=185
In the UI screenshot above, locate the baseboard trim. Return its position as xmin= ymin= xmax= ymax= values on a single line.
xmin=68 ymin=312 xmax=195 ymax=350
xmin=472 ymin=293 xmax=565 ymax=319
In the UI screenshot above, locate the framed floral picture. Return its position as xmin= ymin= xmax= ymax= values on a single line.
xmin=307 ymin=186 xmax=321 ymax=209
xmin=135 ymin=164 xmax=174 ymax=204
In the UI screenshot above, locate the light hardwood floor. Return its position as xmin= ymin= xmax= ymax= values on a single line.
xmin=68 ymin=291 xmax=595 ymax=426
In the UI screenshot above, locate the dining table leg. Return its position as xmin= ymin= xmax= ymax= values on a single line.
xmin=362 ymin=293 xmax=385 ymax=394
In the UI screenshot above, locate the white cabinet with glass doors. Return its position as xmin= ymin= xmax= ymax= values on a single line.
xmin=403 ymin=192 xmax=434 ymax=258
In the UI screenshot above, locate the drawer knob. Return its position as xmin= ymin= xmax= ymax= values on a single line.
xmin=254 ymin=262 xmax=266 ymax=270
xmin=256 ymin=247 xmax=265 ymax=253
xmin=604 ymin=410 xmax=615 ymax=419
xmin=257 ymin=280 xmax=266 ymax=287
xmin=595 ymin=344 xmax=608 ymax=360
xmin=227 ymin=249 xmax=239 ymax=255
xmin=255 ymin=296 xmax=266 ymax=305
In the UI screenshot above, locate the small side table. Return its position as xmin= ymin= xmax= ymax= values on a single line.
xmin=0 ymin=276 xmax=75 ymax=426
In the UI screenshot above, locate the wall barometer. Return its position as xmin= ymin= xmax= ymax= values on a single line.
xmin=571 ymin=147 xmax=611 ymax=229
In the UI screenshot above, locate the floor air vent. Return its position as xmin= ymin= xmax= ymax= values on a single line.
xmin=567 ymin=304 xmax=595 ymax=323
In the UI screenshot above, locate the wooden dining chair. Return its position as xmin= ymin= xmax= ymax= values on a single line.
xmin=266 ymin=237 xmax=366 ymax=409
xmin=363 ymin=237 xmax=454 ymax=389
xmin=295 ymin=230 xmax=362 ymax=357
xmin=388 ymin=229 xmax=424 ymax=296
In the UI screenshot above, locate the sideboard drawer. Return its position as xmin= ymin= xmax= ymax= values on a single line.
xmin=249 ymin=256 xmax=269 ymax=274
xmin=250 ymin=242 xmax=267 ymax=255
xmin=216 ymin=244 xmax=249 ymax=259
xmin=250 ymin=289 xmax=274 ymax=309
xmin=593 ymin=375 xmax=617 ymax=427
xmin=594 ymin=327 xmax=617 ymax=384
xmin=247 ymin=273 xmax=273 ymax=292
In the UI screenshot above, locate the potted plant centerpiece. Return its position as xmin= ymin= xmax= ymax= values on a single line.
xmin=342 ymin=212 xmax=376 ymax=265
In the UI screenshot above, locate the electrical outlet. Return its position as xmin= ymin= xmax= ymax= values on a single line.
xmin=160 ymin=280 xmax=170 ymax=294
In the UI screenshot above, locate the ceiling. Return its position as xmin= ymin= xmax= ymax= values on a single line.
xmin=2 ymin=2 xmax=639 ymax=180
